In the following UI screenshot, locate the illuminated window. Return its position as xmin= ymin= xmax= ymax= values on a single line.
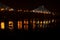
xmin=36 ymin=20 xmax=40 ymax=24
xmin=1 ymin=22 xmax=5 ymax=30
xmin=43 ymin=21 xmax=46 ymax=24
xmin=45 ymin=21 xmax=49 ymax=24
xmin=18 ymin=21 xmax=22 ymax=29
xmin=24 ymin=19 xmax=28 ymax=24
xmin=40 ymin=21 xmax=43 ymax=27
xmin=24 ymin=19 xmax=28 ymax=30
xmin=24 ymin=25 xmax=28 ymax=30
xmin=40 ymin=21 xmax=43 ymax=24
xmin=8 ymin=21 xmax=14 ymax=30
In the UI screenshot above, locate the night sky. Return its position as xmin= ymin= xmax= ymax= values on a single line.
xmin=0 ymin=0 xmax=60 ymax=13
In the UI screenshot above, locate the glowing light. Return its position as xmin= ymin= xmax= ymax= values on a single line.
xmin=8 ymin=21 xmax=14 ymax=30
xmin=9 ymin=8 xmax=14 ymax=11
xmin=18 ymin=21 xmax=22 ymax=29
xmin=36 ymin=21 xmax=39 ymax=24
xmin=52 ymin=19 xmax=54 ymax=23
xmin=45 ymin=11 xmax=48 ymax=14
xmin=40 ymin=21 xmax=43 ymax=24
xmin=49 ymin=20 xmax=51 ymax=23
xmin=1 ymin=22 xmax=5 ymax=29
xmin=1 ymin=8 xmax=5 ymax=11
xmin=32 ymin=10 xmax=35 ymax=12
xmin=24 ymin=25 xmax=28 ymax=30
xmin=33 ymin=20 xmax=36 ymax=29
xmin=24 ymin=19 xmax=28 ymax=24
xmin=24 ymin=19 xmax=28 ymax=30
xmin=43 ymin=21 xmax=46 ymax=24
xmin=18 ymin=9 xmax=22 ymax=12
xmin=45 ymin=21 xmax=49 ymax=24
xmin=40 ymin=21 xmax=43 ymax=27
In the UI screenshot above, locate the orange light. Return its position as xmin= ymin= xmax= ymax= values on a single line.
xmin=24 ymin=19 xmax=28 ymax=24
xmin=1 ymin=22 xmax=5 ymax=30
xmin=18 ymin=21 xmax=22 ymax=29
xmin=40 ymin=21 xmax=43 ymax=24
xmin=1 ymin=8 xmax=5 ymax=11
xmin=40 ymin=21 xmax=43 ymax=27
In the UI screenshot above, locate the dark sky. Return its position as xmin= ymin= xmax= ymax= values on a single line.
xmin=0 ymin=0 xmax=60 ymax=12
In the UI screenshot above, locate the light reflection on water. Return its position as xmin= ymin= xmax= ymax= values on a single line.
xmin=0 ymin=19 xmax=56 ymax=31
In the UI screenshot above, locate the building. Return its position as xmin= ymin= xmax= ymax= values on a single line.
xmin=0 ymin=3 xmax=56 ymax=31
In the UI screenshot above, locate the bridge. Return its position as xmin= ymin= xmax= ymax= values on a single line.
xmin=0 ymin=3 xmax=56 ymax=31
xmin=0 ymin=3 xmax=55 ymax=15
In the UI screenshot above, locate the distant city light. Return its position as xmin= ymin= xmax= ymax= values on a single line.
xmin=9 ymin=8 xmax=14 ymax=11
xmin=18 ymin=9 xmax=22 ymax=12
xmin=0 ymin=8 xmax=5 ymax=11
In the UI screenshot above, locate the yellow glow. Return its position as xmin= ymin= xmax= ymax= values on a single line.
xmin=36 ymin=21 xmax=39 ymax=24
xmin=40 ymin=21 xmax=42 ymax=24
xmin=8 ymin=21 xmax=14 ymax=30
xmin=24 ymin=19 xmax=28 ymax=30
xmin=43 ymin=21 xmax=46 ymax=24
xmin=1 ymin=22 xmax=5 ymax=29
xmin=40 ymin=21 xmax=43 ymax=27
xmin=18 ymin=21 xmax=22 ymax=29
xmin=46 ymin=21 xmax=49 ymax=24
